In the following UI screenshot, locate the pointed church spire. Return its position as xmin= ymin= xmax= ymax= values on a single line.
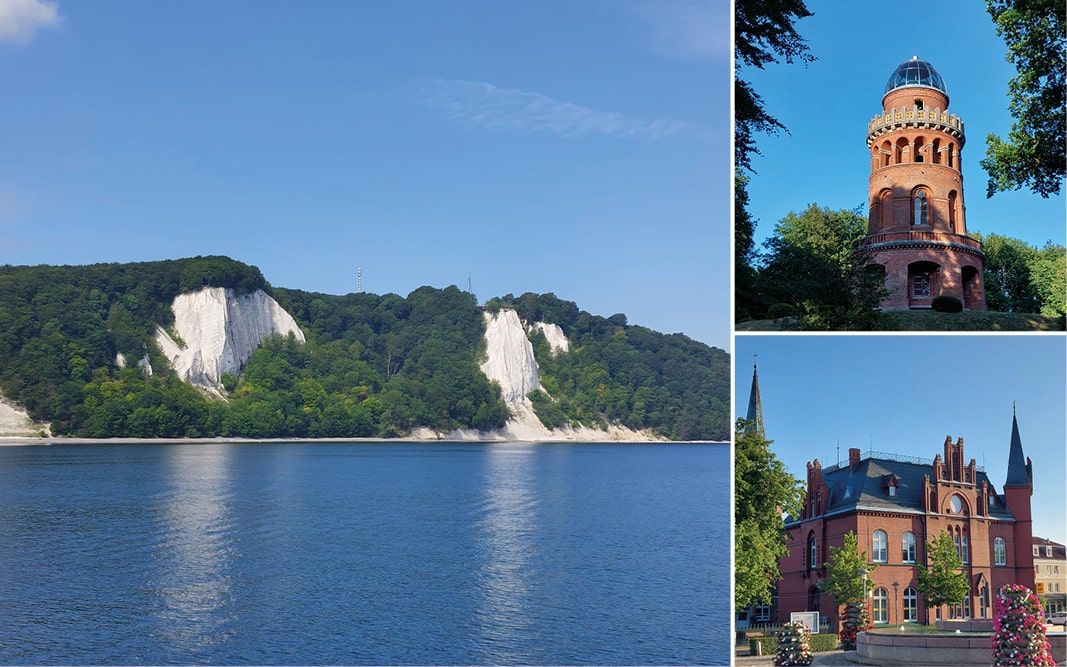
xmin=745 ymin=357 xmax=765 ymax=438
xmin=1004 ymin=404 xmax=1031 ymax=488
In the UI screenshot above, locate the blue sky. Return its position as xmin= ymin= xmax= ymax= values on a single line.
xmin=734 ymin=335 xmax=1067 ymax=546
xmin=0 ymin=0 xmax=731 ymax=349
xmin=740 ymin=0 xmax=1065 ymax=255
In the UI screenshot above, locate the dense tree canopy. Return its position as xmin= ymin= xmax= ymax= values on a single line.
xmin=978 ymin=233 xmax=1066 ymax=317
xmin=982 ymin=0 xmax=1066 ymax=198
xmin=744 ymin=204 xmax=892 ymax=329
xmin=0 ymin=261 xmax=729 ymax=441
xmin=735 ymin=419 xmax=804 ymax=609
xmin=487 ymin=292 xmax=730 ymax=441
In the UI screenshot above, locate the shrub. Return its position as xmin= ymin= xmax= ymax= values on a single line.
xmin=809 ymin=634 xmax=839 ymax=652
xmin=931 ymin=295 xmax=964 ymax=312
xmin=750 ymin=636 xmax=778 ymax=655
xmin=766 ymin=302 xmax=799 ymax=319
xmin=774 ymin=622 xmax=813 ymax=666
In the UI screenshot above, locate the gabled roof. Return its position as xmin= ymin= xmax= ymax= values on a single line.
xmin=786 ymin=455 xmax=1015 ymax=526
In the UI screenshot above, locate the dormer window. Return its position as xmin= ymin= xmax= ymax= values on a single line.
xmin=889 ymin=486 xmax=896 ymax=497
xmin=915 ymin=99 xmax=924 ymax=111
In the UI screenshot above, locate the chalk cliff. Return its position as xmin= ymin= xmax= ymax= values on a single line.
xmin=464 ymin=309 xmax=655 ymax=442
xmin=529 ymin=321 xmax=569 ymax=356
xmin=154 ymin=288 xmax=305 ymax=392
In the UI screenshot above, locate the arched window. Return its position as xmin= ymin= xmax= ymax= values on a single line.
xmin=873 ymin=530 xmax=888 ymax=563
xmin=913 ymin=189 xmax=928 ymax=226
xmin=902 ymin=532 xmax=917 ymax=563
xmin=994 ymin=537 xmax=1007 ymax=566
xmin=962 ymin=535 xmax=969 ymax=564
xmin=904 ymin=587 xmax=918 ymax=622
xmin=980 ymin=586 xmax=990 ymax=618
xmin=948 ymin=191 xmax=958 ymax=231
xmin=810 ymin=534 xmax=817 ymax=570
xmin=873 ymin=587 xmax=889 ymax=623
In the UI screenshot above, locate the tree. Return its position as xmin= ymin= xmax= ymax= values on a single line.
xmin=917 ymin=531 xmax=971 ymax=609
xmin=981 ymin=0 xmax=1065 ymax=198
xmin=734 ymin=0 xmax=814 ymax=322
xmin=980 ymin=233 xmax=1041 ymax=312
xmin=734 ymin=418 xmax=805 ymax=610
xmin=734 ymin=0 xmax=815 ymax=173
xmin=753 ymin=205 xmax=891 ymax=328
xmin=978 ymin=233 xmax=1065 ymax=316
xmin=821 ymin=531 xmax=878 ymax=609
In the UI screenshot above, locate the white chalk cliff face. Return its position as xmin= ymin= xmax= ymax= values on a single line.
xmin=155 ymin=287 xmax=305 ymax=391
xmin=529 ymin=321 xmax=569 ymax=356
xmin=470 ymin=309 xmax=655 ymax=442
xmin=479 ymin=309 xmax=542 ymax=404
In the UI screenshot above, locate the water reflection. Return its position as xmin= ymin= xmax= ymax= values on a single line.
xmin=474 ymin=444 xmax=539 ymax=661
xmin=151 ymin=445 xmax=237 ymax=656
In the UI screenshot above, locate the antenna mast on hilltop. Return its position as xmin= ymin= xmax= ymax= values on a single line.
xmin=357 ymin=267 xmax=363 ymax=294
xmin=465 ymin=273 xmax=472 ymax=294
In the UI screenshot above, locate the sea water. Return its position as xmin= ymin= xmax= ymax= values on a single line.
xmin=0 ymin=442 xmax=728 ymax=665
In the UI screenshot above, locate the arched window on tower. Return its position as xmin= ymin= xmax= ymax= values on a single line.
xmin=932 ymin=138 xmax=942 ymax=165
xmin=947 ymin=143 xmax=955 ymax=168
xmin=913 ymin=190 xmax=928 ymax=226
xmin=948 ymin=191 xmax=958 ymax=232
xmin=914 ymin=136 xmax=926 ymax=163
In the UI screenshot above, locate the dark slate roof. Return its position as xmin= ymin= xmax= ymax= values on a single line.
xmin=1004 ymin=410 xmax=1031 ymax=488
xmin=745 ymin=364 xmax=764 ymax=438
xmin=786 ymin=456 xmax=1016 ymax=526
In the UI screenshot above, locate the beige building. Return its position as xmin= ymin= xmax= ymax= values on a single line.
xmin=1034 ymin=537 xmax=1066 ymax=615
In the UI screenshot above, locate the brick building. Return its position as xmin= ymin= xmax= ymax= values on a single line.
xmin=852 ymin=57 xmax=986 ymax=310
xmin=777 ymin=409 xmax=1035 ymax=629
xmin=1033 ymin=537 xmax=1066 ymax=615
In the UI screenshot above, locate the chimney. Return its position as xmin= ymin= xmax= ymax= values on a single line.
xmin=849 ymin=447 xmax=861 ymax=472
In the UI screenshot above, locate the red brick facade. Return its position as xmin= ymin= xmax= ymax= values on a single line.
xmin=852 ymin=58 xmax=986 ymax=310
xmin=778 ymin=421 xmax=1034 ymax=630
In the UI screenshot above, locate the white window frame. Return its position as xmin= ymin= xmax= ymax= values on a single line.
xmin=904 ymin=587 xmax=918 ymax=622
xmin=873 ymin=530 xmax=888 ymax=563
xmin=902 ymin=532 xmax=917 ymax=563
xmin=873 ymin=588 xmax=889 ymax=624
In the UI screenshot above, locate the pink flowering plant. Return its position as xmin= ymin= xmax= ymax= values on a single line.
xmin=991 ymin=584 xmax=1055 ymax=666
xmin=774 ymin=621 xmax=814 ymax=666
xmin=838 ymin=600 xmax=871 ymax=651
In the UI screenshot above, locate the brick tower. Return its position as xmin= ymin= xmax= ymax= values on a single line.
xmin=853 ymin=57 xmax=986 ymax=310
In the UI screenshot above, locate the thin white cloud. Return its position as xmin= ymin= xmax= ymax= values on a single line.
xmin=0 ymin=0 xmax=61 ymax=45
xmin=413 ymin=78 xmax=702 ymax=140
xmin=627 ymin=0 xmax=729 ymax=61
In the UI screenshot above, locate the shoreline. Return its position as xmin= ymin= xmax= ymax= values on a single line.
xmin=0 ymin=436 xmax=730 ymax=447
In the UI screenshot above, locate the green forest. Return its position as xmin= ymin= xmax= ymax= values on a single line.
xmin=0 ymin=257 xmax=729 ymax=441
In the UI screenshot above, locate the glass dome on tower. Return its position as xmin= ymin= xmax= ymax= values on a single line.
xmin=884 ymin=56 xmax=947 ymax=95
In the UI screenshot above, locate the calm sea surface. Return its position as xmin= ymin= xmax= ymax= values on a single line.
xmin=0 ymin=442 xmax=728 ymax=665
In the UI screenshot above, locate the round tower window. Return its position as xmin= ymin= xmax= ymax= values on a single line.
xmin=950 ymin=495 xmax=963 ymax=514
